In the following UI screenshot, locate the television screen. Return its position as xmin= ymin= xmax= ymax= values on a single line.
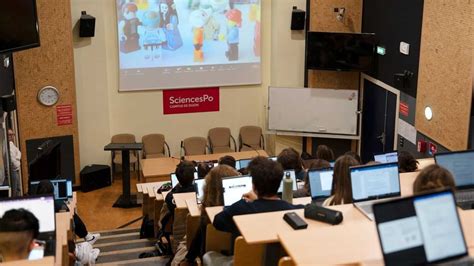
xmin=0 ymin=0 xmax=40 ymax=54
xmin=306 ymin=32 xmax=376 ymax=72
xmin=28 ymin=141 xmax=61 ymax=181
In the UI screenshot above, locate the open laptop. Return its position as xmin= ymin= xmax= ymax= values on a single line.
xmin=222 ymin=175 xmax=253 ymax=206
xmin=350 ymin=162 xmax=401 ymax=220
xmin=170 ymin=172 xmax=199 ymax=188
xmin=434 ymin=150 xmax=474 ymax=209
xmin=235 ymin=158 xmax=252 ymax=170
xmin=194 ymin=178 xmax=206 ymax=204
xmin=0 ymin=186 xmax=11 ymax=198
xmin=0 ymin=195 xmax=56 ymax=256
xmin=373 ymin=190 xmax=472 ymax=266
xmin=277 ymin=169 xmax=297 ymax=193
xmin=30 ymin=179 xmax=73 ymax=200
xmin=374 ymin=151 xmax=398 ymax=163
xmin=308 ymin=168 xmax=334 ymax=203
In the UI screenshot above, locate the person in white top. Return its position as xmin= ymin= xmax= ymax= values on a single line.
xmin=8 ymin=129 xmax=21 ymax=196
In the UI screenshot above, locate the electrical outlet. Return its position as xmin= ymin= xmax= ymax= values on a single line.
xmin=400 ymin=42 xmax=410 ymax=55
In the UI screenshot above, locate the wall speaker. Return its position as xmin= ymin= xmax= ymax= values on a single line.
xmin=80 ymin=164 xmax=111 ymax=192
xmin=1 ymin=94 xmax=16 ymax=112
xmin=79 ymin=11 xmax=96 ymax=37
xmin=291 ymin=6 xmax=305 ymax=30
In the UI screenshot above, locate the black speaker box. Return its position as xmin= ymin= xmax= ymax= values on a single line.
xmin=1 ymin=94 xmax=16 ymax=112
xmin=80 ymin=164 xmax=111 ymax=192
xmin=79 ymin=11 xmax=96 ymax=37
xmin=291 ymin=7 xmax=305 ymax=30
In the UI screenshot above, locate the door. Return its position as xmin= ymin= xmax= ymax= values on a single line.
xmin=360 ymin=79 xmax=398 ymax=163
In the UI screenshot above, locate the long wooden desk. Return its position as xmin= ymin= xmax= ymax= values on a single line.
xmin=140 ymin=157 xmax=180 ymax=182
xmin=2 ymin=256 xmax=55 ymax=265
xmin=417 ymin=157 xmax=434 ymax=169
xmin=185 ymin=150 xmax=268 ymax=162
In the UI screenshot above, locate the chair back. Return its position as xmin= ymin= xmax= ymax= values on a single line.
xmin=182 ymin=137 xmax=207 ymax=155
xmin=208 ymin=127 xmax=234 ymax=153
xmin=111 ymin=133 xmax=136 ymax=143
xmin=142 ymin=134 xmax=165 ymax=158
xmin=205 ymin=224 xmax=232 ymax=254
xmin=233 ymin=236 xmax=264 ymax=266
xmin=239 ymin=126 xmax=263 ymax=151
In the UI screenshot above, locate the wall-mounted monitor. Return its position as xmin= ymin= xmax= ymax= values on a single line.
xmin=0 ymin=0 xmax=40 ymax=54
xmin=306 ymin=32 xmax=376 ymax=72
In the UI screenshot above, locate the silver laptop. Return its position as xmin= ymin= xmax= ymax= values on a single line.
xmin=30 ymin=179 xmax=73 ymax=200
xmin=374 ymin=190 xmax=472 ymax=265
xmin=374 ymin=151 xmax=398 ymax=163
xmin=435 ymin=150 xmax=474 ymax=209
xmin=308 ymin=168 xmax=334 ymax=202
xmin=350 ymin=162 xmax=401 ymax=220
xmin=222 ymin=175 xmax=253 ymax=206
xmin=277 ymin=169 xmax=297 ymax=193
xmin=170 ymin=172 xmax=198 ymax=188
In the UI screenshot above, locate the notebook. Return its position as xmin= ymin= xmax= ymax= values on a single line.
xmin=0 ymin=195 xmax=56 ymax=256
xmin=308 ymin=168 xmax=334 ymax=201
xmin=350 ymin=162 xmax=401 ymax=220
xmin=222 ymin=175 xmax=253 ymax=206
xmin=30 ymin=179 xmax=73 ymax=200
xmin=374 ymin=151 xmax=398 ymax=163
xmin=374 ymin=190 xmax=471 ymax=265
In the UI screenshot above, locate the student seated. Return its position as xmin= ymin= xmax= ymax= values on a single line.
xmin=398 ymin=151 xmax=419 ymax=173
xmin=0 ymin=209 xmax=39 ymax=262
xmin=213 ymin=156 xmax=304 ymax=235
xmin=316 ymin=145 xmax=335 ymax=162
xmin=323 ymin=155 xmax=360 ymax=206
xmin=218 ymin=155 xmax=236 ymax=169
xmin=413 ymin=164 xmax=455 ymax=194
xmin=344 ymin=151 xmax=361 ymax=164
xmin=174 ymin=165 xmax=239 ymax=265
xmin=293 ymin=159 xmax=331 ymax=198
xmin=277 ymin=147 xmax=305 ymax=181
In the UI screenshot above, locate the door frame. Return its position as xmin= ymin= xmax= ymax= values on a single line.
xmin=359 ymin=73 xmax=400 ymax=155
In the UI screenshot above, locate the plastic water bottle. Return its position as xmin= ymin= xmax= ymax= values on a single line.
xmin=282 ymin=171 xmax=293 ymax=204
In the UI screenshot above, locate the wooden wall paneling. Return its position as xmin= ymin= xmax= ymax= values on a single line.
xmin=415 ymin=0 xmax=474 ymax=151
xmin=13 ymin=0 xmax=80 ymax=190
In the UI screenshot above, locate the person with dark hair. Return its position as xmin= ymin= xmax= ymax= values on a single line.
xmin=344 ymin=151 xmax=361 ymax=164
xmin=294 ymin=159 xmax=331 ymax=198
xmin=0 ymin=209 xmax=39 ymax=262
xmin=277 ymin=147 xmax=305 ymax=180
xmin=413 ymin=164 xmax=455 ymax=194
xmin=165 ymin=160 xmax=196 ymax=213
xmin=33 ymin=180 xmax=100 ymax=244
xmin=398 ymin=151 xmax=419 ymax=173
xmin=316 ymin=145 xmax=335 ymax=162
xmin=218 ymin=155 xmax=236 ymax=169
xmin=323 ymin=155 xmax=360 ymax=206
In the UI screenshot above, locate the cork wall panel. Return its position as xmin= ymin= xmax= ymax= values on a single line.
xmin=308 ymin=0 xmax=362 ymax=89
xmin=415 ymin=0 xmax=473 ymax=151
xmin=13 ymin=0 xmax=80 ymax=188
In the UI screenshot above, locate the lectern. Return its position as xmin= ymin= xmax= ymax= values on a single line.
xmin=104 ymin=142 xmax=143 ymax=208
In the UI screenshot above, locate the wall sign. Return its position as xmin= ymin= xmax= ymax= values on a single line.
xmin=399 ymin=101 xmax=409 ymax=117
xmin=56 ymin=104 xmax=73 ymax=126
xmin=163 ymin=88 xmax=219 ymax=115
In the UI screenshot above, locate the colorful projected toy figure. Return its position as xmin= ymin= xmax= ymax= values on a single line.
xmin=119 ymin=2 xmax=141 ymax=53
xmin=142 ymin=10 xmax=166 ymax=60
xmin=160 ymin=0 xmax=183 ymax=50
xmin=251 ymin=0 xmax=261 ymax=57
xmin=225 ymin=8 xmax=241 ymax=61
xmin=189 ymin=9 xmax=209 ymax=62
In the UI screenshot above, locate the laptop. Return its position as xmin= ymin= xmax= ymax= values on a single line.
xmin=0 ymin=186 xmax=11 ymax=198
xmin=170 ymin=172 xmax=199 ymax=188
xmin=373 ymin=190 xmax=472 ymax=266
xmin=434 ymin=150 xmax=474 ymax=209
xmin=0 ymin=195 xmax=56 ymax=256
xmin=222 ymin=175 xmax=253 ymax=206
xmin=194 ymin=178 xmax=206 ymax=204
xmin=350 ymin=162 xmax=401 ymax=220
xmin=268 ymin=156 xmax=277 ymax=162
xmin=329 ymin=161 xmax=335 ymax=167
xmin=308 ymin=168 xmax=334 ymax=203
xmin=277 ymin=169 xmax=297 ymax=193
xmin=374 ymin=151 xmax=398 ymax=163
xmin=30 ymin=179 xmax=73 ymax=200
xmin=235 ymin=158 xmax=252 ymax=170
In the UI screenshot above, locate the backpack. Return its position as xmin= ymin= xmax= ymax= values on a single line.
xmin=139 ymin=214 xmax=154 ymax=239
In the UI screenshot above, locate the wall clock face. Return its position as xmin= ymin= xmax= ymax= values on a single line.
xmin=37 ymin=86 xmax=59 ymax=106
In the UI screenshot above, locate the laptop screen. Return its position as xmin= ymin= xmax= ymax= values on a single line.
xmin=374 ymin=152 xmax=398 ymax=163
xmin=434 ymin=150 xmax=474 ymax=189
xmin=277 ymin=169 xmax=297 ymax=193
xmin=350 ymin=162 xmax=401 ymax=202
xmin=194 ymin=178 xmax=206 ymax=204
xmin=0 ymin=195 xmax=56 ymax=233
xmin=236 ymin=158 xmax=252 ymax=170
xmin=30 ymin=179 xmax=72 ymax=200
xmin=222 ymin=175 xmax=252 ymax=206
xmin=308 ymin=168 xmax=334 ymax=199
xmin=374 ymin=190 xmax=467 ymax=265
xmin=170 ymin=172 xmax=199 ymax=188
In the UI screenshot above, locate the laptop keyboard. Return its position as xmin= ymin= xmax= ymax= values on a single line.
xmin=456 ymin=190 xmax=474 ymax=203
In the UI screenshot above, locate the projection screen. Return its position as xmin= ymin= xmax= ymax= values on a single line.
xmin=116 ymin=0 xmax=261 ymax=91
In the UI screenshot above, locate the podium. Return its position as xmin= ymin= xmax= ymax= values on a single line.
xmin=104 ymin=143 xmax=143 ymax=208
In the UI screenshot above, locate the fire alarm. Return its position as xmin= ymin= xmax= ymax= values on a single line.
xmin=429 ymin=143 xmax=437 ymax=155
xmin=417 ymin=140 xmax=427 ymax=153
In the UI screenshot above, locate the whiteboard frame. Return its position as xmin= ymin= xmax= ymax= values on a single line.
xmin=266 ymin=86 xmax=361 ymax=140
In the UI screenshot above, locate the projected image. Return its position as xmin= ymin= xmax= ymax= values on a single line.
xmin=116 ymin=0 xmax=261 ymax=90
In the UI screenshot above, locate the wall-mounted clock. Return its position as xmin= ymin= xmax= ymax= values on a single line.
xmin=37 ymin=86 xmax=59 ymax=106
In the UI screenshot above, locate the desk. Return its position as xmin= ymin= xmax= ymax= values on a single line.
xmin=141 ymin=157 xmax=180 ymax=182
xmin=55 ymin=212 xmax=71 ymax=266
xmin=186 ymin=199 xmax=201 ymax=217
xmin=417 ymin=157 xmax=434 ymax=169
xmin=104 ymin=143 xmax=143 ymax=208
xmin=185 ymin=150 xmax=268 ymax=162
xmin=174 ymin=192 xmax=197 ymax=209
xmin=1 ymin=256 xmax=55 ymax=265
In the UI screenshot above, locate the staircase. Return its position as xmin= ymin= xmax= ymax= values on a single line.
xmin=85 ymin=227 xmax=170 ymax=265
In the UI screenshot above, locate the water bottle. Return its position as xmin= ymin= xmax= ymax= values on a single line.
xmin=282 ymin=171 xmax=293 ymax=204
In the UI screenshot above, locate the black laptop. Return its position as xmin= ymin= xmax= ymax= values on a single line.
xmin=373 ymin=190 xmax=472 ymax=266
xmin=434 ymin=150 xmax=474 ymax=209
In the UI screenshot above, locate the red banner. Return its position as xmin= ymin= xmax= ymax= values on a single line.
xmin=56 ymin=104 xmax=73 ymax=126
xmin=399 ymin=101 xmax=409 ymax=117
xmin=163 ymin=88 xmax=219 ymax=115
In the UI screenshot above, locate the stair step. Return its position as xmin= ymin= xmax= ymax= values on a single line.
xmin=92 ymin=227 xmax=140 ymax=237
xmin=96 ymin=247 xmax=156 ymax=264
xmin=94 ymin=239 xmax=155 ymax=252
xmin=97 ymin=256 xmax=169 ymax=266
xmin=78 ymin=232 xmax=141 ymax=245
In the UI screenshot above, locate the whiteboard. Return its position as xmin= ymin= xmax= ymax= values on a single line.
xmin=268 ymin=87 xmax=359 ymax=135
